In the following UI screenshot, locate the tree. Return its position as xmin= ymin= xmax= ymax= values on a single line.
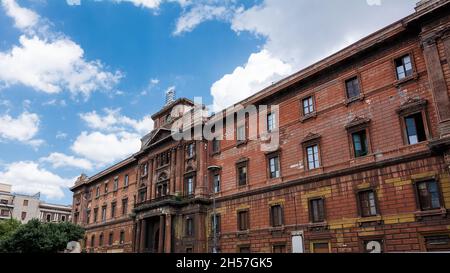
xmin=0 ymin=219 xmax=85 ymax=253
xmin=0 ymin=218 xmax=21 ymax=241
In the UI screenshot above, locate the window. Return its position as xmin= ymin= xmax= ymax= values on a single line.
xmin=46 ymin=214 xmax=51 ymax=222
xmin=0 ymin=209 xmax=9 ymax=217
xmin=93 ymin=208 xmax=98 ymax=223
xmin=211 ymin=214 xmax=221 ymax=234
xmin=120 ymin=231 xmax=125 ymax=245
xmin=309 ymin=198 xmax=325 ymax=223
xmin=101 ymin=205 xmax=107 ymax=221
xmin=91 ymin=235 xmax=95 ymax=247
xmin=185 ymin=247 xmax=193 ymax=253
xmin=424 ymin=234 xmax=450 ymax=252
xmin=104 ymin=182 xmax=108 ymax=194
xmin=306 ymin=144 xmax=320 ymax=170
xmin=21 ymin=211 xmax=26 ymax=220
xmin=273 ymin=244 xmax=286 ymax=253
xmin=187 ymin=143 xmax=195 ymax=158
xmin=0 ymin=199 xmax=8 ymax=205
xmin=237 ymin=163 xmax=248 ymax=186
xmin=213 ymin=174 xmax=220 ymax=193
xmin=186 ymin=217 xmax=194 ymax=237
xmin=416 ymin=180 xmax=441 ymax=211
xmin=358 ymin=190 xmax=378 ymax=217
xmin=237 ymin=124 xmax=246 ymax=142
xmin=108 ymin=232 xmax=113 ymax=245
xmin=122 ymin=198 xmax=128 ymax=215
xmin=302 ymin=96 xmax=314 ymax=116
xmin=185 ymin=176 xmax=194 ymax=196
xmin=395 ymin=54 xmax=413 ymax=80
xmin=404 ymin=112 xmax=427 ymax=145
xmin=141 ymin=163 xmax=148 ymax=176
xmin=23 ymin=200 xmax=28 ymax=206
xmin=268 ymin=155 xmax=280 ymax=178
xmin=99 ymin=233 xmax=104 ymax=246
xmin=158 ymin=151 xmax=170 ymax=167
xmin=113 ymin=177 xmax=119 ymax=191
xmin=138 ymin=189 xmax=147 ymax=202
xmin=239 ymin=246 xmax=250 ymax=253
xmin=212 ymin=138 xmax=220 ymax=154
xmin=267 ymin=112 xmax=276 ymax=132
xmin=111 ymin=202 xmax=116 ymax=218
xmin=96 ymin=186 xmax=100 ymax=197
xmin=61 ymin=215 xmax=66 ymax=222
xmin=86 ymin=210 xmax=91 ymax=224
xmin=270 ymin=205 xmax=283 ymax=227
xmin=156 ymin=183 xmax=168 ymax=198
xmin=124 ymin=174 xmax=129 ymax=187
xmin=345 ymin=76 xmax=361 ymax=100
xmin=237 ymin=210 xmax=249 ymax=231
xmin=352 ymin=130 xmax=368 ymax=157
xmin=311 ymin=242 xmax=330 ymax=253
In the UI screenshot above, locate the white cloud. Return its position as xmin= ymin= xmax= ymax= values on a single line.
xmin=80 ymin=108 xmax=153 ymax=135
xmin=66 ymin=0 xmax=81 ymax=6
xmin=56 ymin=131 xmax=68 ymax=139
xmin=174 ymin=4 xmax=231 ymax=35
xmin=0 ymin=161 xmax=73 ymax=199
xmin=40 ymin=152 xmax=93 ymax=170
xmin=208 ymin=0 xmax=415 ymax=110
xmin=366 ymin=0 xmax=382 ymax=6
xmin=71 ymin=131 xmax=141 ymax=165
xmin=0 ymin=0 xmax=122 ymax=98
xmin=0 ymin=111 xmax=40 ymax=142
xmin=1 ymin=0 xmax=39 ymax=30
xmin=211 ymin=49 xmax=291 ymax=111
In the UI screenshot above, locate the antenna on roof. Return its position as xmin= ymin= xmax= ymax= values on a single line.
xmin=165 ymin=86 xmax=176 ymax=105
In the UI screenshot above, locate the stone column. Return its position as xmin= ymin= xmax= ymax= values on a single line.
xmin=164 ymin=214 xmax=172 ymax=253
xmin=139 ymin=219 xmax=146 ymax=253
xmin=158 ymin=215 xmax=165 ymax=253
xmin=135 ymin=220 xmax=141 ymax=253
xmin=422 ymin=36 xmax=450 ymax=137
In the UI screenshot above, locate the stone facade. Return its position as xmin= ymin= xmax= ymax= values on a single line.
xmin=71 ymin=0 xmax=450 ymax=253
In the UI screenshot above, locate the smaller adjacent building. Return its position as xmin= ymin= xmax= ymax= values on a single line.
xmin=0 ymin=183 xmax=72 ymax=223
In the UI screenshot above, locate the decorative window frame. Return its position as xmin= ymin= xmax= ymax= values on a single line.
xmin=345 ymin=117 xmax=372 ymax=159
xmin=396 ymin=98 xmax=431 ymax=145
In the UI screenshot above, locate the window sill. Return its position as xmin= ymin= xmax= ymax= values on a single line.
xmin=394 ymin=73 xmax=418 ymax=87
xmin=300 ymin=112 xmax=317 ymax=123
xmin=156 ymin=164 xmax=169 ymax=171
xmin=357 ymin=215 xmax=382 ymax=226
xmin=236 ymin=230 xmax=249 ymax=238
xmin=236 ymin=140 xmax=248 ymax=147
xmin=414 ymin=208 xmax=447 ymax=219
xmin=308 ymin=222 xmax=329 ymax=232
xmin=344 ymin=94 xmax=365 ymax=106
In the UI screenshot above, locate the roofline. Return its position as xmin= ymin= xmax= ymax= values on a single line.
xmin=219 ymin=0 xmax=449 ymax=111
xmin=151 ymin=98 xmax=195 ymax=119
xmin=70 ymin=156 xmax=136 ymax=191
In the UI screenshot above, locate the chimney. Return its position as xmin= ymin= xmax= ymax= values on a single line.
xmin=415 ymin=0 xmax=440 ymax=12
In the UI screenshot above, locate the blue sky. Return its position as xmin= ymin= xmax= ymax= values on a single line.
xmin=0 ymin=0 xmax=416 ymax=205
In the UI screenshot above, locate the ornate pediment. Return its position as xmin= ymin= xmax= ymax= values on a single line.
xmin=140 ymin=128 xmax=173 ymax=150
xmin=345 ymin=116 xmax=371 ymax=130
xmin=396 ymin=97 xmax=427 ymax=116
xmin=301 ymin=132 xmax=321 ymax=144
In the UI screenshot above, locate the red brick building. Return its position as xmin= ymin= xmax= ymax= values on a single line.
xmin=71 ymin=0 xmax=450 ymax=253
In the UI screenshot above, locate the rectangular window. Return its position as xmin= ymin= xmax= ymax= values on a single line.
xmin=101 ymin=206 xmax=107 ymax=221
xmin=124 ymin=174 xmax=129 ymax=187
xmin=113 ymin=177 xmax=119 ymax=191
xmin=211 ymin=214 xmax=221 ymax=234
xmin=311 ymin=242 xmax=330 ymax=253
xmin=108 ymin=232 xmax=113 ymax=246
xmin=156 ymin=183 xmax=168 ymax=198
xmin=309 ymin=198 xmax=325 ymax=223
xmin=23 ymin=200 xmax=28 ymax=206
xmin=395 ymin=54 xmax=413 ymax=80
xmin=237 ymin=164 xmax=248 ymax=186
xmin=94 ymin=208 xmax=98 ymax=223
xmin=0 ymin=209 xmax=9 ymax=217
xmin=302 ymin=96 xmax=314 ymax=115
xmin=122 ymin=198 xmax=128 ymax=215
xmin=186 ymin=217 xmax=194 ymax=237
xmin=104 ymin=182 xmax=108 ymax=194
xmin=186 ymin=177 xmax=194 ymax=196
xmin=345 ymin=76 xmax=361 ymax=100
xmin=187 ymin=143 xmax=195 ymax=158
xmin=416 ymin=180 xmax=441 ymax=211
xmin=99 ymin=234 xmax=103 ymax=247
xmin=213 ymin=174 xmax=220 ymax=193
xmin=86 ymin=210 xmax=90 ymax=224
xmin=237 ymin=125 xmax=246 ymax=142
xmin=212 ymin=138 xmax=220 ymax=154
xmin=424 ymin=234 xmax=450 ymax=252
xmin=404 ymin=112 xmax=426 ymax=145
xmin=270 ymin=205 xmax=283 ymax=227
xmin=306 ymin=144 xmax=320 ymax=170
xmin=138 ymin=189 xmax=146 ymax=202
xmin=273 ymin=244 xmax=286 ymax=253
xmin=352 ymin=130 xmax=368 ymax=157
xmin=267 ymin=112 xmax=276 ymax=132
xmin=268 ymin=156 xmax=280 ymax=178
xmin=111 ymin=202 xmax=116 ymax=218
xmin=238 ymin=210 xmax=249 ymax=231
xmin=0 ymin=199 xmax=8 ymax=205
xmin=21 ymin=211 xmax=26 ymax=220
xmin=358 ymin=190 xmax=377 ymax=217
xmin=120 ymin=231 xmax=125 ymax=245
xmin=96 ymin=186 xmax=100 ymax=197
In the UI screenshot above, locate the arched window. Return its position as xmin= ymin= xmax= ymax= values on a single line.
xmin=91 ymin=235 xmax=95 ymax=247
xmin=46 ymin=214 xmax=51 ymax=222
xmin=99 ymin=233 xmax=104 ymax=247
